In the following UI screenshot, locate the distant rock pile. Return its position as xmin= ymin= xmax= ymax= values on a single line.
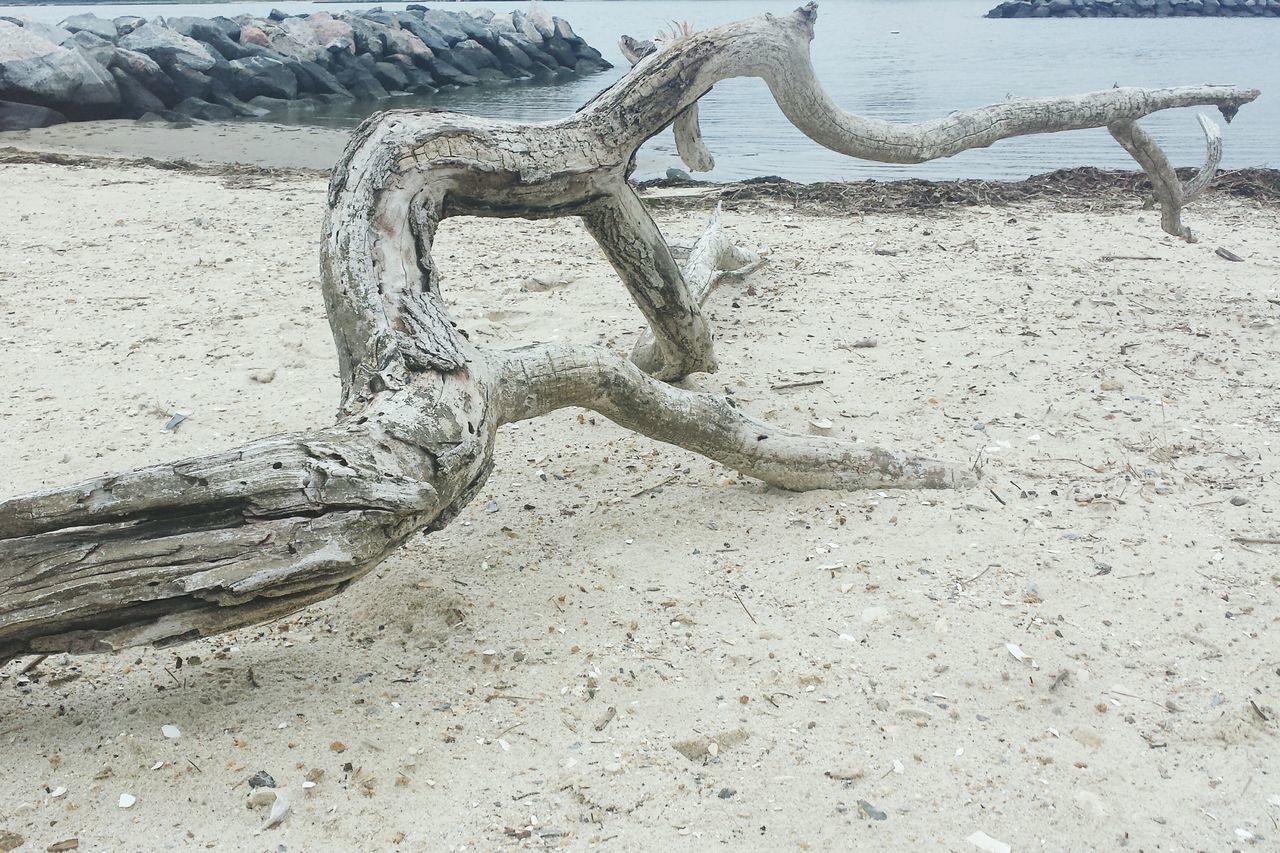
xmin=987 ymin=0 xmax=1280 ymax=16
xmin=0 ymin=6 xmax=612 ymax=130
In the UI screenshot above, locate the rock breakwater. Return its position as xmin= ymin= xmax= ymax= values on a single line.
xmin=0 ymin=6 xmax=612 ymax=130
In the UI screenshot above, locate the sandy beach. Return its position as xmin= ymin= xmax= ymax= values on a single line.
xmin=0 ymin=138 xmax=1278 ymax=852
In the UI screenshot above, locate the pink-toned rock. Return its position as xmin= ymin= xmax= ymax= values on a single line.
xmin=238 ymin=24 xmax=270 ymax=48
xmin=306 ymin=12 xmax=352 ymax=45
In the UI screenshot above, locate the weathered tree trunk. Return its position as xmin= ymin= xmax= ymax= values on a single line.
xmin=0 ymin=2 xmax=1258 ymax=664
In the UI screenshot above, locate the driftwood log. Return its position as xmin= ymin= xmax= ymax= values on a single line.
xmin=0 ymin=3 xmax=1258 ymax=664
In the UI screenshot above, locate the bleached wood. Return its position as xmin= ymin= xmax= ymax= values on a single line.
xmin=0 ymin=3 xmax=1259 ymax=664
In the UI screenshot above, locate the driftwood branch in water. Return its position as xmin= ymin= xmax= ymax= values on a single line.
xmin=0 ymin=2 xmax=1259 ymax=664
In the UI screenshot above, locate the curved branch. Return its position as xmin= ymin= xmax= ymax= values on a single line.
xmin=1108 ymin=112 xmax=1222 ymax=241
xmin=496 ymin=344 xmax=973 ymax=492
xmin=620 ymin=33 xmax=715 ymax=174
xmin=587 ymin=4 xmax=1256 ymax=169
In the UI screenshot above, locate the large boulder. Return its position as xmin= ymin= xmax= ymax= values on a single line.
xmin=167 ymin=16 xmax=247 ymax=60
xmin=238 ymin=24 xmax=271 ymax=49
xmin=110 ymin=47 xmax=178 ymax=104
xmin=341 ymin=14 xmax=387 ymax=57
xmin=1 ymin=16 xmax=69 ymax=46
xmin=541 ymin=34 xmax=578 ymax=69
xmin=0 ymin=98 xmax=67 ymax=130
xmin=305 ymin=11 xmax=353 ymax=46
xmin=173 ymin=95 xmax=233 ymax=120
xmin=69 ymin=30 xmax=116 ymax=68
xmin=331 ymin=51 xmax=388 ymax=100
xmin=227 ymin=55 xmax=298 ymax=100
xmin=118 ymin=23 xmax=216 ymax=71
xmin=113 ymin=16 xmax=146 ymax=37
xmin=165 ymin=63 xmax=212 ymax=100
xmin=0 ymin=19 xmax=119 ymax=113
xmin=397 ymin=16 xmax=450 ymax=53
xmin=490 ymin=35 xmax=536 ymax=73
xmin=372 ymin=59 xmax=408 ymax=92
xmin=425 ymin=56 xmax=478 ymax=87
xmin=418 ymin=9 xmax=468 ymax=44
xmin=109 ymin=66 xmax=165 ymax=117
xmin=59 ymin=13 xmax=117 ymax=42
xmin=291 ymin=58 xmax=351 ymax=97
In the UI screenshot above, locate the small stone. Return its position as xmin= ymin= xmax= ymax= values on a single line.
xmin=857 ymin=799 xmax=887 ymax=820
xmin=1230 ymin=495 xmax=1248 ymax=506
xmin=161 ymin=724 xmax=181 ymax=739
xmin=118 ymin=792 xmax=136 ymax=809
xmin=248 ymin=771 xmax=276 ymax=789
xmin=0 ymin=831 xmax=23 ymax=852
xmin=718 ymin=788 xmax=736 ymax=799
xmin=248 ymin=368 xmax=276 ymax=384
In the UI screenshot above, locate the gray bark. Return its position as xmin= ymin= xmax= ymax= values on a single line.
xmin=0 ymin=2 xmax=1259 ymax=664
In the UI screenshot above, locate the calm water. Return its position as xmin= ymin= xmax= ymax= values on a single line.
xmin=9 ymin=0 xmax=1278 ymax=180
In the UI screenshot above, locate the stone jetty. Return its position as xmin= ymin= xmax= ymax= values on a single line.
xmin=0 ymin=6 xmax=612 ymax=130
xmin=987 ymin=0 xmax=1280 ymax=15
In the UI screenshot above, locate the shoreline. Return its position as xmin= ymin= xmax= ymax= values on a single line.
xmin=4 ymin=136 xmax=1278 ymax=211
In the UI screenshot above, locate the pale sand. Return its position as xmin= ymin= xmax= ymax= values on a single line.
xmin=1 ymin=156 xmax=1278 ymax=852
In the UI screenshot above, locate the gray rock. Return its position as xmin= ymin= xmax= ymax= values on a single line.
xmin=110 ymin=47 xmax=177 ymax=104
xmin=0 ymin=16 xmax=70 ymax=46
xmin=173 ymin=95 xmax=233 ymax=120
xmin=418 ymin=9 xmax=468 ymax=44
xmin=0 ymin=98 xmax=67 ymax=129
xmin=552 ymin=16 xmax=582 ymax=45
xmin=207 ymin=77 xmax=268 ymax=116
xmin=291 ymin=59 xmax=351 ymax=97
xmin=70 ymin=30 xmax=116 ymax=68
xmin=110 ymin=65 xmax=165 ymax=116
xmin=0 ymin=19 xmax=119 ymax=112
xmin=425 ymin=56 xmax=478 ymax=87
xmin=59 ymin=13 xmax=117 ymax=42
xmin=228 ymin=55 xmax=298 ymax=100
xmin=136 ymin=108 xmax=191 ymax=125
xmin=444 ymin=39 xmax=497 ymax=78
xmin=489 ymin=35 xmax=535 ymax=72
xmin=372 ymin=59 xmax=408 ymax=91
xmin=248 ymin=93 xmax=312 ymax=112
xmin=167 ymin=63 xmax=213 ymax=100
xmin=118 ymin=23 xmax=216 ymax=72
xmin=397 ymin=16 xmax=450 ymax=53
xmin=542 ymin=34 xmax=578 ymax=69
xmin=331 ymin=53 xmax=388 ymax=100
xmin=113 ymin=17 xmax=146 ymax=37
xmin=343 ymin=15 xmax=387 ymax=58
xmin=167 ymin=16 xmax=246 ymax=60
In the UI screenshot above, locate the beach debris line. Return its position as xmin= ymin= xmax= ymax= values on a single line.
xmin=0 ymin=7 xmax=611 ymax=130
xmin=0 ymin=3 xmax=1259 ymax=663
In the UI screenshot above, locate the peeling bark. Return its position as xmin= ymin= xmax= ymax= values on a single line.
xmin=0 ymin=2 xmax=1259 ymax=664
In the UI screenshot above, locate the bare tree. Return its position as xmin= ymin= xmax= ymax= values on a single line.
xmin=0 ymin=3 xmax=1257 ymax=664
